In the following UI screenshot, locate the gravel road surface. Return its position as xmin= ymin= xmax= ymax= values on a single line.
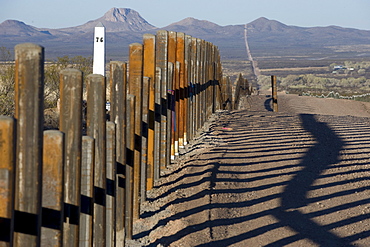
xmin=127 ymin=92 xmax=370 ymax=247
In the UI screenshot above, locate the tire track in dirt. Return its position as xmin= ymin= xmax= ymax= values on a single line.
xmin=128 ymin=94 xmax=370 ymax=246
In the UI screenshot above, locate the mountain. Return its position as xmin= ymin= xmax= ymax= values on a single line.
xmin=246 ymin=17 xmax=370 ymax=45
xmin=1 ymin=9 xmax=370 ymax=61
xmin=56 ymin=8 xmax=156 ymax=33
xmin=0 ymin=20 xmax=53 ymax=38
xmin=163 ymin=17 xmax=224 ymax=34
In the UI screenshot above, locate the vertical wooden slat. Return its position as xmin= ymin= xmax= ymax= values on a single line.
xmin=154 ymin=67 xmax=161 ymax=181
xmin=190 ymin=37 xmax=197 ymax=140
xmin=59 ymin=68 xmax=83 ymax=247
xmin=155 ymin=30 xmax=169 ymax=173
xmin=128 ymin=43 xmax=143 ymax=220
xmin=174 ymin=62 xmax=180 ymax=158
xmin=143 ymin=34 xmax=156 ymax=191
xmin=0 ymin=117 xmax=15 ymax=247
xmin=41 ymin=130 xmax=64 ymax=247
xmin=272 ymin=75 xmax=278 ymax=112
xmin=166 ymin=62 xmax=174 ymax=164
xmin=106 ymin=122 xmax=116 ymax=247
xmin=14 ymin=43 xmax=44 ymax=247
xmin=79 ymin=136 xmax=94 ymax=247
xmin=176 ymin=33 xmax=185 ymax=150
xmin=195 ymin=39 xmax=201 ymax=132
xmin=141 ymin=76 xmax=150 ymax=203
xmin=109 ymin=61 xmax=127 ymax=245
xmin=86 ymin=74 xmax=106 ymax=247
xmin=168 ymin=31 xmax=177 ymax=160
xmin=184 ymin=35 xmax=192 ymax=146
xmin=125 ymin=94 xmax=135 ymax=240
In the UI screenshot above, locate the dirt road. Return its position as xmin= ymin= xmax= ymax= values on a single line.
xmin=128 ymin=93 xmax=370 ymax=247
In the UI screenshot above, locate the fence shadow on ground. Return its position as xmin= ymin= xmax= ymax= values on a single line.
xmin=136 ymin=108 xmax=370 ymax=246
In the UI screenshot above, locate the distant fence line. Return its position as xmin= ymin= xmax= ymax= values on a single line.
xmin=301 ymin=91 xmax=370 ymax=102
xmin=0 ymin=30 xmax=249 ymax=246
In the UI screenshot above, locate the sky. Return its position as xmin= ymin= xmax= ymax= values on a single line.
xmin=1 ymin=0 xmax=370 ymax=30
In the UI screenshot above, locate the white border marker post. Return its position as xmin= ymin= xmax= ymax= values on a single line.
xmin=93 ymin=22 xmax=106 ymax=76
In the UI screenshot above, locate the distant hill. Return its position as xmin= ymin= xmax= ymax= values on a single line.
xmin=54 ymin=8 xmax=156 ymax=33
xmin=1 ymin=7 xmax=370 ymax=61
xmin=0 ymin=20 xmax=54 ymax=40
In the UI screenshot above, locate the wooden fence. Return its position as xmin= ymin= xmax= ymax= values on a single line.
xmin=0 ymin=30 xmax=247 ymax=247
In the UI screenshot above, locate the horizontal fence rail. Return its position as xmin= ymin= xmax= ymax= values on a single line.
xmin=0 ymin=30 xmax=249 ymax=246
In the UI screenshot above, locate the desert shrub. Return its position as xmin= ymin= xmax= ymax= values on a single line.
xmin=0 ymin=46 xmax=93 ymax=116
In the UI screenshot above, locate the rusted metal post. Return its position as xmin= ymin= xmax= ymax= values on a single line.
xmin=200 ymin=40 xmax=206 ymax=128
xmin=214 ymin=48 xmax=222 ymax=111
xmin=154 ymin=67 xmax=161 ymax=181
xmin=0 ymin=117 xmax=15 ymax=247
xmin=143 ymin=34 xmax=156 ymax=191
xmin=79 ymin=136 xmax=94 ymax=247
xmin=155 ymin=30 xmax=169 ymax=172
xmin=190 ymin=37 xmax=198 ymax=139
xmin=109 ymin=61 xmax=126 ymax=245
xmin=59 ymin=68 xmax=83 ymax=247
xmin=128 ymin=43 xmax=143 ymax=220
xmin=141 ymin=76 xmax=150 ymax=203
xmin=184 ymin=35 xmax=192 ymax=146
xmin=206 ymin=42 xmax=211 ymax=118
xmin=174 ymin=62 xmax=180 ymax=158
xmin=176 ymin=33 xmax=185 ymax=150
xmin=211 ymin=45 xmax=217 ymax=113
xmin=168 ymin=31 xmax=176 ymax=161
xmin=272 ymin=75 xmax=278 ymax=112
xmin=228 ymin=77 xmax=233 ymax=111
xmin=194 ymin=39 xmax=202 ymax=131
xmin=14 ymin=43 xmax=44 ymax=247
xmin=106 ymin=122 xmax=116 ymax=247
xmin=125 ymin=94 xmax=135 ymax=240
xmin=86 ymin=74 xmax=106 ymax=247
xmin=205 ymin=42 xmax=209 ymax=116
xmin=220 ymin=76 xmax=227 ymax=110
xmin=41 ymin=130 xmax=64 ymax=247
xmin=166 ymin=63 xmax=174 ymax=164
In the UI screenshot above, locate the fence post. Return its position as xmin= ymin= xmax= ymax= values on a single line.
xmin=141 ymin=76 xmax=150 ymax=203
xmin=220 ymin=76 xmax=227 ymax=110
xmin=0 ymin=116 xmax=15 ymax=247
xmin=167 ymin=32 xmax=175 ymax=161
xmin=228 ymin=77 xmax=233 ymax=111
xmin=14 ymin=43 xmax=44 ymax=247
xmin=59 ymin=68 xmax=83 ymax=247
xmin=168 ymin=31 xmax=176 ymax=161
xmin=272 ymin=75 xmax=278 ymax=112
xmin=125 ymin=94 xmax=135 ymax=240
xmin=79 ymin=136 xmax=94 ymax=247
xmin=167 ymin=63 xmax=174 ymax=163
xmin=206 ymin=42 xmax=212 ymax=118
xmin=86 ymin=74 xmax=106 ymax=247
xmin=128 ymin=43 xmax=143 ymax=220
xmin=214 ymin=50 xmax=222 ymax=111
xmin=41 ymin=130 xmax=64 ymax=247
xmin=174 ymin=62 xmax=180 ymax=158
xmin=195 ymin=39 xmax=201 ymax=132
xmin=190 ymin=37 xmax=197 ymax=140
xmin=184 ymin=35 xmax=192 ymax=146
xmin=106 ymin=121 xmax=116 ymax=247
xmin=154 ymin=67 xmax=161 ymax=181
xmin=176 ymin=33 xmax=185 ymax=150
xmin=109 ymin=61 xmax=127 ymax=245
xmin=211 ymin=45 xmax=217 ymax=113
xmin=155 ymin=30 xmax=169 ymax=173
xmin=143 ymin=34 xmax=156 ymax=191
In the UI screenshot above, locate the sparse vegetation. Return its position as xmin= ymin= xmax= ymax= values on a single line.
xmin=0 ymin=46 xmax=92 ymax=116
xmin=0 ymin=47 xmax=15 ymax=115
